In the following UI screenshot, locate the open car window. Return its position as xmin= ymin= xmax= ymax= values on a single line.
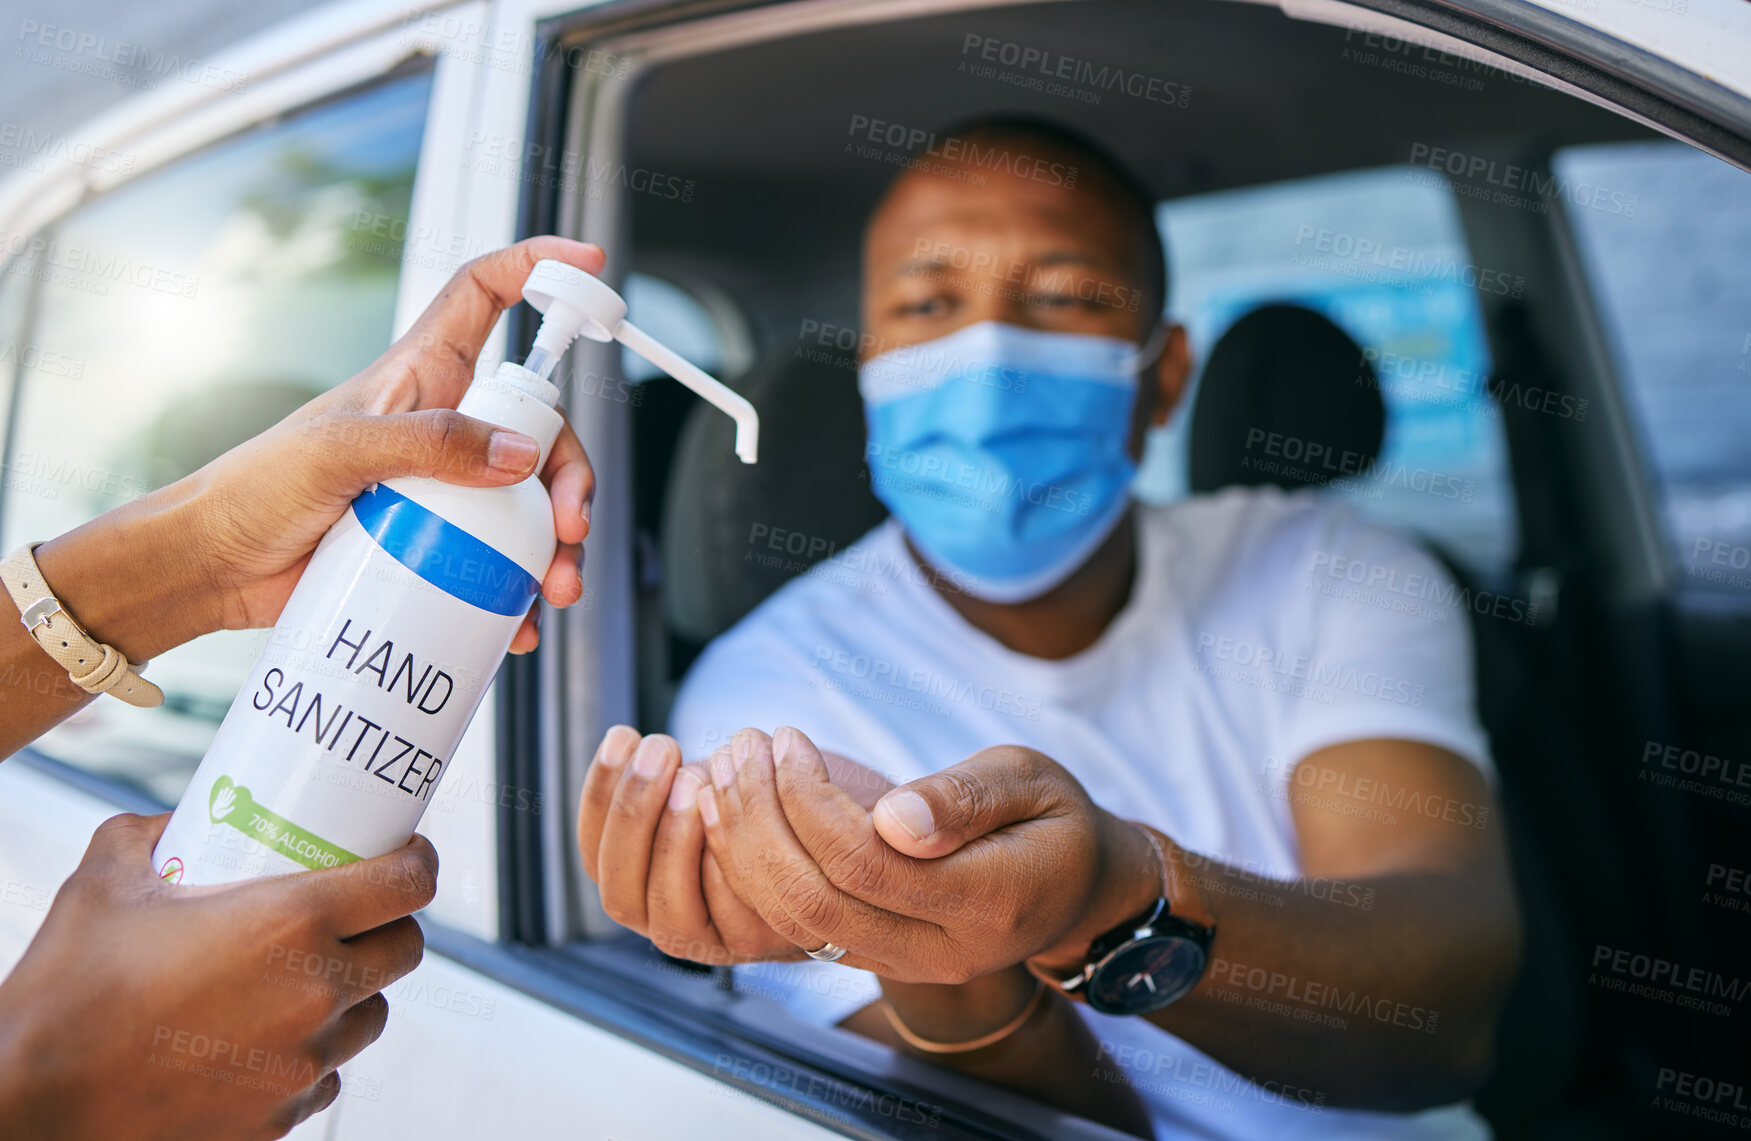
xmin=521 ymin=1 xmax=1751 ymax=1138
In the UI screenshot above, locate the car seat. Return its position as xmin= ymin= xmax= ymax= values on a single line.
xmin=660 ymin=346 xmax=887 ymax=654
xmin=1187 ymin=302 xmax=1592 ymax=1135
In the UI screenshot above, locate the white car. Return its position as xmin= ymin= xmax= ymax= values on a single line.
xmin=1 ymin=0 xmax=1748 ymax=1137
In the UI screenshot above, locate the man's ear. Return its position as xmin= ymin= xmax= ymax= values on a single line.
xmin=1150 ymin=324 xmax=1192 ymax=428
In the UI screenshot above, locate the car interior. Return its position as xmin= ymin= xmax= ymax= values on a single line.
xmin=3 ymin=0 xmax=1744 ymax=1137
xmin=524 ymin=0 xmax=1751 ymax=1136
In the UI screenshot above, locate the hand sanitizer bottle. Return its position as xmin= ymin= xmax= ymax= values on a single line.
xmin=152 ymin=260 xmax=758 ymax=885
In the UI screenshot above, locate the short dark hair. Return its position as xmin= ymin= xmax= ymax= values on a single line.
xmin=880 ymin=115 xmax=1169 ymax=319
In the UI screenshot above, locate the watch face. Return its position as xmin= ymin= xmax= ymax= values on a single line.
xmin=1086 ymin=935 xmax=1208 ymax=1016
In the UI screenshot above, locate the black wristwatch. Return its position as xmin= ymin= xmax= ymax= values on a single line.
xmin=1057 ymin=897 xmax=1215 ymax=1016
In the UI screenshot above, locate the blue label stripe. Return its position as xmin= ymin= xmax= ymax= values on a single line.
xmin=350 ymin=485 xmax=541 ymax=617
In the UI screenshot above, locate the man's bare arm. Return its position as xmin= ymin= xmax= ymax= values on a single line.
xmin=842 ymin=964 xmax=1154 ymax=1138
xmin=1140 ymin=739 xmax=1522 ymax=1110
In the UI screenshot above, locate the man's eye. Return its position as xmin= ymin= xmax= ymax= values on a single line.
xmin=897 ymin=296 xmax=953 ymax=318
xmin=1025 ymin=293 xmax=1078 ymax=309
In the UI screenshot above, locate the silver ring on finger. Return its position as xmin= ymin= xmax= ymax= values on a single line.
xmin=804 ymin=941 xmax=847 ymax=963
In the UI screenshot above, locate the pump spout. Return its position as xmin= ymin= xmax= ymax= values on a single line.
xmin=614 ymin=321 xmax=759 ymax=464
xmin=521 ymin=259 xmax=760 ymax=464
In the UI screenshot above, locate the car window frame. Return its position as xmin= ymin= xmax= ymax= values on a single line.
xmin=488 ymin=0 xmax=1751 ymax=1137
xmin=1330 ymin=0 xmax=1751 ymax=169
xmin=527 ymin=0 xmax=1751 ymax=949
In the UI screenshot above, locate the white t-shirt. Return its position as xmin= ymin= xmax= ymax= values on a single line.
xmin=671 ymin=486 xmax=1495 ymax=1141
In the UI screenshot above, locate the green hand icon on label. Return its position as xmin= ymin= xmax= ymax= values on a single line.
xmin=208 ymin=776 xmax=361 ymax=871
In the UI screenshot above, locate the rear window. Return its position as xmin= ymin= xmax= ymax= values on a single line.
xmin=1141 ymin=165 xmax=1518 ymax=582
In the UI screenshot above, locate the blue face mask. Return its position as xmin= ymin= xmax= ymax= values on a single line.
xmin=860 ymin=320 xmax=1158 ymax=603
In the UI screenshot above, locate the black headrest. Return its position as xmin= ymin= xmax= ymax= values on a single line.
xmin=660 ymin=347 xmax=887 ymax=644
xmin=1187 ymin=304 xmax=1385 ymax=494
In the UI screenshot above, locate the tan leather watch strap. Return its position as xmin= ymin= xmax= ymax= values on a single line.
xmin=0 ymin=544 xmax=163 ymax=707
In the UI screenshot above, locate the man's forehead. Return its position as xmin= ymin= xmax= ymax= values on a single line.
xmin=866 ymin=169 xmax=1134 ymax=271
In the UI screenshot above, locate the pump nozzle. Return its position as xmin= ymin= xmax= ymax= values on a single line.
xmin=521 ymin=259 xmax=759 ymax=464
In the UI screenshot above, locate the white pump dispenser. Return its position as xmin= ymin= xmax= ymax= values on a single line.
xmin=151 ymin=261 xmax=756 ymax=886
xmin=521 ymin=259 xmax=758 ymax=463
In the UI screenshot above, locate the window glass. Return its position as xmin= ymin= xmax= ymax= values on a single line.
xmin=619 ymin=271 xmax=726 ymax=383
xmin=1 ymin=70 xmax=433 ymax=804
xmin=0 ymin=251 xmax=34 ymax=457
xmin=1554 ymin=141 xmax=1751 ymax=597
xmin=1140 ymin=167 xmax=1518 ymax=581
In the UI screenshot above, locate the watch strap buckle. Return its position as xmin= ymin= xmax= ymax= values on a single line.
xmin=2 ymin=544 xmax=164 ymax=708
xmin=20 ymin=596 xmax=61 ymax=632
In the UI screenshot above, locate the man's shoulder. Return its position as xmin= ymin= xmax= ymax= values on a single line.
xmin=1144 ymin=487 xmax=1434 ymax=600
xmin=1147 ymin=485 xmax=1339 ymax=564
